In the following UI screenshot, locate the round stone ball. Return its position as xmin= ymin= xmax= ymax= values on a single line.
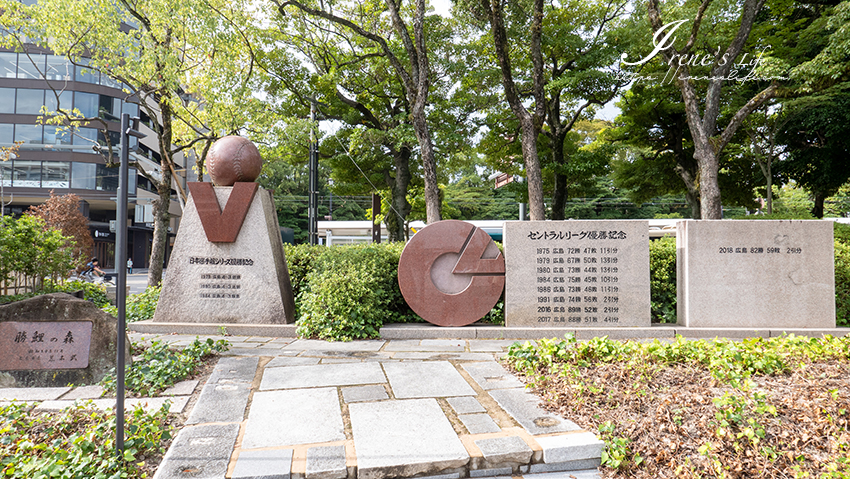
xmin=207 ymin=136 xmax=263 ymax=186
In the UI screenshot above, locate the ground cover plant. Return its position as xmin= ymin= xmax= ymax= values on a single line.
xmin=102 ymin=285 xmax=162 ymax=322
xmin=506 ymin=334 xmax=850 ymax=478
xmin=0 ymin=401 xmax=172 ymax=479
xmin=101 ymin=338 xmax=229 ymax=397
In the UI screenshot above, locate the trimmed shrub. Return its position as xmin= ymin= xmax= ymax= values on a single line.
xmin=834 ymin=222 xmax=850 ymax=327
xmin=649 ymin=237 xmax=677 ymax=323
xmin=102 ymin=284 xmax=162 ymax=322
xmin=282 ymin=243 xmax=324 ymax=317
xmin=296 ymin=243 xmax=416 ymax=340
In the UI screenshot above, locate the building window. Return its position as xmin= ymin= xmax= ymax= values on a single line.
xmin=71 ymin=162 xmax=96 ymax=190
xmin=74 ymin=91 xmax=98 ymax=118
xmin=17 ymin=53 xmax=44 ymax=80
xmin=44 ymin=89 xmax=72 ymax=114
xmin=12 ymin=159 xmax=41 ymax=187
xmin=122 ymin=101 xmax=139 ymax=118
xmin=14 ymin=124 xmax=43 ymax=144
xmin=42 ymin=161 xmax=70 ymax=188
xmin=0 ymin=124 xmax=13 ymax=144
xmin=96 ymin=163 xmax=118 ymax=191
xmin=73 ymin=127 xmax=98 ymax=146
xmin=16 ymin=89 xmax=45 ymax=115
xmin=0 ymin=52 xmax=16 ymax=78
xmin=43 ymin=125 xmax=72 ymax=145
xmin=75 ymin=58 xmax=98 ymax=84
xmin=0 ymin=88 xmax=15 ymax=114
xmin=45 ymin=55 xmax=73 ymax=81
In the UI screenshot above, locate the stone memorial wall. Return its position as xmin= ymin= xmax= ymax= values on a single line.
xmin=504 ymin=220 xmax=650 ymax=327
xmin=677 ymin=220 xmax=835 ymax=328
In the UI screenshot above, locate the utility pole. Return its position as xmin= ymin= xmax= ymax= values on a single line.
xmin=308 ymin=100 xmax=319 ymax=245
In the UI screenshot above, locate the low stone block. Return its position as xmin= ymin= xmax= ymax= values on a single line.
xmin=186 ymin=357 xmax=257 ymax=425
xmin=232 ymin=449 xmax=293 ymax=479
xmin=265 ymin=357 xmax=321 ymax=368
xmin=0 ymin=386 xmax=70 ymax=401
xmin=61 ymin=385 xmax=104 ymax=400
xmin=474 ymin=436 xmax=533 ymax=469
xmin=535 ymin=432 xmax=604 ymax=463
xmin=526 ymin=459 xmax=602 ymax=474
xmin=305 ymin=445 xmax=347 ymax=479
xmin=469 ymin=467 xmax=512 ymax=478
xmin=162 ymin=380 xmax=198 ymax=396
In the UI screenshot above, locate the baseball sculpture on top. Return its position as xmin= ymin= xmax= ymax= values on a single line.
xmin=152 ymin=136 xmax=296 ymax=325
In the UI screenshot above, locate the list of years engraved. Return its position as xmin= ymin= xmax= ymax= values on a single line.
xmin=717 ymin=246 xmax=803 ymax=255
xmin=198 ymin=272 xmax=245 ymax=299
xmin=534 ymin=245 xmax=623 ymax=325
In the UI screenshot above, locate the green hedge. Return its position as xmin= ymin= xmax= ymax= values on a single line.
xmin=649 ymin=237 xmax=677 ymax=323
xmin=288 ymin=243 xmax=417 ymax=341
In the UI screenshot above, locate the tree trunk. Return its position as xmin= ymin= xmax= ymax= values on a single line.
xmin=386 ymin=147 xmax=412 ymax=242
xmin=674 ymin=162 xmax=701 ymax=219
xmin=410 ymin=111 xmax=441 ymax=223
xmin=519 ymin=116 xmax=546 ymax=220
xmin=765 ymin=162 xmax=773 ymax=215
xmin=812 ymin=191 xmax=825 ymax=218
xmin=551 ymin=172 xmax=567 ymax=220
xmin=147 ymin=99 xmax=175 ymax=286
xmin=695 ymin=144 xmax=723 ymax=219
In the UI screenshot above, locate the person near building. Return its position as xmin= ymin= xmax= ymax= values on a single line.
xmin=127 ymin=258 xmax=133 ymax=274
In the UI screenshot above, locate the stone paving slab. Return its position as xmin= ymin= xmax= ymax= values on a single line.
xmin=305 ymin=445 xmax=348 ymax=479
xmin=383 ymin=340 xmax=466 ymax=352
xmin=487 ymin=389 xmax=581 ymax=436
xmin=446 ymin=396 xmax=487 ymax=415
xmin=260 ymin=362 xmax=386 ymax=390
xmin=265 ymin=356 xmax=322 ymax=368
xmin=232 ymin=449 xmax=293 ymax=479
xmin=153 ymin=423 xmax=240 ymax=479
xmin=383 ymin=361 xmax=476 ymax=398
xmin=186 ymin=357 xmax=257 ymax=425
xmin=242 ymin=388 xmax=345 ymax=449
xmin=349 ymin=398 xmax=470 ymax=479
xmin=459 ymin=413 xmax=500 ymax=434
xmin=34 ymin=396 xmax=190 ymax=414
xmin=461 ymin=362 xmax=525 ymax=390
xmin=468 ymin=340 xmax=522 ymax=352
xmin=0 ymin=387 xmax=71 ymax=401
xmin=162 ymin=380 xmax=198 ymax=396
xmin=342 ymin=384 xmax=389 ymax=403
xmin=392 ymin=352 xmax=495 ymax=361
xmin=283 ymin=339 xmax=385 ymax=352
xmin=60 ymin=385 xmax=104 ymax=400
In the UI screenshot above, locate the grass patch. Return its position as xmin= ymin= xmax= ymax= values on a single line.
xmin=101 ymin=338 xmax=229 ymax=397
xmin=0 ymin=401 xmax=173 ymax=479
xmin=506 ymin=334 xmax=850 ymax=477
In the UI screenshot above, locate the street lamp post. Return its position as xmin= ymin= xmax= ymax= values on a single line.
xmin=116 ymin=113 xmax=145 ymax=458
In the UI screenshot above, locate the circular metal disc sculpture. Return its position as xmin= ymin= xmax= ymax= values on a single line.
xmin=207 ymin=135 xmax=263 ymax=186
xmin=397 ymin=220 xmax=505 ymax=326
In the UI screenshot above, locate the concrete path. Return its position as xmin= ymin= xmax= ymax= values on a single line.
xmin=133 ymin=333 xmax=604 ymax=479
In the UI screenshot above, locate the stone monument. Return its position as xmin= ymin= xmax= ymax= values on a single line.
xmin=0 ymin=293 xmax=129 ymax=387
xmin=152 ymin=136 xmax=296 ymax=324
xmin=397 ymin=220 xmax=505 ymax=326
xmin=503 ymin=220 xmax=650 ymax=327
xmin=677 ymin=220 xmax=835 ymax=328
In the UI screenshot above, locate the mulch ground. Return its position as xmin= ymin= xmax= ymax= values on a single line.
xmin=509 ymin=360 xmax=850 ymax=478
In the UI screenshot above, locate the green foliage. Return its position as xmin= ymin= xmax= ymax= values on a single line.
xmin=0 ymin=401 xmax=171 ymax=479
xmin=649 ymin=237 xmax=677 ymax=323
xmin=835 ymin=225 xmax=850 ymax=328
xmin=296 ymin=243 xmax=415 ymax=341
xmin=283 ymin=243 xmax=325 ymax=315
xmin=0 ymin=280 xmax=108 ymax=308
xmin=0 ymin=215 xmax=76 ymax=291
xmin=101 ymin=338 xmax=229 ymax=397
xmin=599 ymin=421 xmax=643 ymax=470
xmin=102 ymin=285 xmax=162 ymax=322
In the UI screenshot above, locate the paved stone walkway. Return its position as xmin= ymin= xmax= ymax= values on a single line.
xmin=0 ymin=334 xmax=604 ymax=479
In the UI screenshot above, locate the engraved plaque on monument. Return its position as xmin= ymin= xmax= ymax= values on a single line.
xmin=677 ymin=220 xmax=835 ymax=329
xmin=504 ymin=220 xmax=650 ymax=327
xmin=0 ymin=321 xmax=92 ymax=370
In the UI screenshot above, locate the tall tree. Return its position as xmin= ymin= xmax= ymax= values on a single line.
xmin=1 ymin=0 xmax=255 ymax=285
xmin=273 ymin=0 xmax=442 ymax=223
xmin=644 ymin=0 xmax=779 ymax=218
xmin=26 ymin=192 xmax=93 ymax=266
